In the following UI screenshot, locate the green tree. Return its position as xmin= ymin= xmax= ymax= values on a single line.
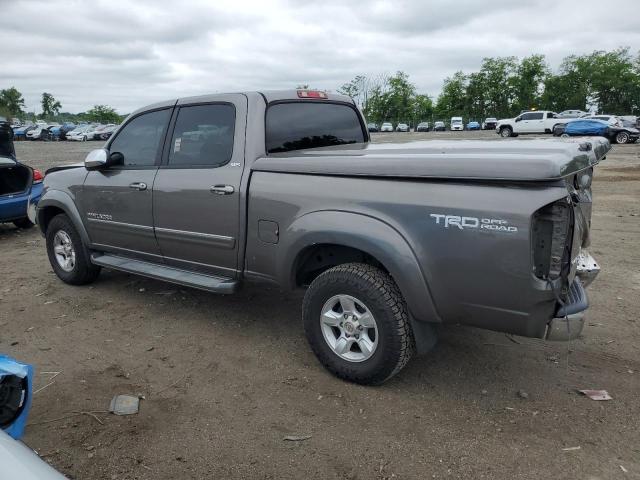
xmin=513 ymin=54 xmax=549 ymax=112
xmin=337 ymin=75 xmax=370 ymax=109
xmin=435 ymin=71 xmax=467 ymax=120
xmin=41 ymin=92 xmax=62 ymax=117
xmin=464 ymin=71 xmax=487 ymax=121
xmin=413 ymin=94 xmax=434 ymax=124
xmin=479 ymin=57 xmax=518 ymax=118
xmin=85 ymin=105 xmax=120 ymax=124
xmin=0 ymin=87 xmax=26 ymax=118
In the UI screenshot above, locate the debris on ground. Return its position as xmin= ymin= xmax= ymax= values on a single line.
xmin=517 ymin=389 xmax=529 ymax=399
xmin=620 ymin=465 xmax=628 ymax=473
xmin=109 ymin=395 xmax=140 ymax=415
xmin=562 ymin=446 xmax=581 ymax=451
xmin=578 ymin=389 xmax=613 ymax=401
xmin=283 ymin=435 xmax=312 ymax=442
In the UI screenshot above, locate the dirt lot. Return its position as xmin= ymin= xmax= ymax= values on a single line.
xmin=1 ymin=133 xmax=639 ymax=479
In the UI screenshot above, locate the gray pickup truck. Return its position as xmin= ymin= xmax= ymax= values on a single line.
xmin=37 ymin=90 xmax=607 ymax=385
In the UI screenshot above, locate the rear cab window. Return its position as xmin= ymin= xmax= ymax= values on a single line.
xmin=266 ymin=102 xmax=366 ymax=154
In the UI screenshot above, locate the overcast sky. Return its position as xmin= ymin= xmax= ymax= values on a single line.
xmin=1 ymin=0 xmax=639 ymax=114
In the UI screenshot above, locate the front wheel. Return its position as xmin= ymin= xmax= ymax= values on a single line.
xmin=46 ymin=214 xmax=101 ymax=285
xmin=615 ymin=132 xmax=630 ymax=144
xmin=303 ymin=263 xmax=415 ymax=385
xmin=500 ymin=127 xmax=513 ymax=138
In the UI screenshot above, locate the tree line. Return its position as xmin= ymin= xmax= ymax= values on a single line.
xmin=0 ymin=89 xmax=124 ymax=124
xmin=3 ymin=47 xmax=638 ymax=127
xmin=338 ymin=47 xmax=640 ymax=125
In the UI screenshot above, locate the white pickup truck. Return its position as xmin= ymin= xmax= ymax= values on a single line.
xmin=496 ymin=111 xmax=570 ymax=137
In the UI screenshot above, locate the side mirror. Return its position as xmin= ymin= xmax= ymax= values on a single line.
xmin=84 ymin=149 xmax=108 ymax=170
xmin=108 ymin=152 xmax=124 ymax=166
xmin=515 ymin=117 xmax=521 ymax=122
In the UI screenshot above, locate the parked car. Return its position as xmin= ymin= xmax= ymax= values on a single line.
xmin=557 ymin=109 xmax=589 ymax=118
xmin=482 ymin=118 xmax=497 ymax=130
xmin=26 ymin=125 xmax=48 ymax=140
xmin=12 ymin=125 xmax=36 ymax=141
xmin=0 ymin=121 xmax=44 ymax=228
xmin=99 ymin=124 xmax=118 ymax=140
xmin=38 ymin=90 xmax=606 ymax=385
xmin=66 ymin=125 xmax=96 ymax=141
xmin=450 ymin=116 xmax=463 ymax=131
xmin=580 ymin=114 xmax=622 ymax=127
xmin=496 ymin=111 xmax=571 ymax=137
xmin=466 ymin=121 xmax=480 ymax=130
xmin=396 ymin=123 xmax=410 ymax=132
xmin=367 ymin=123 xmax=379 ymax=133
xmin=90 ymin=124 xmax=117 ymax=140
xmin=49 ymin=122 xmax=76 ymax=141
xmin=433 ymin=121 xmax=446 ymax=131
xmin=416 ymin=122 xmax=430 ymax=132
xmin=553 ymin=118 xmax=640 ymax=144
xmin=380 ymin=122 xmax=393 ymax=132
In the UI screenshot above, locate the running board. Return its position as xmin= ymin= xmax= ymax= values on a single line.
xmin=90 ymin=253 xmax=239 ymax=294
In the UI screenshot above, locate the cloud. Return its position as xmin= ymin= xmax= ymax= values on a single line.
xmin=1 ymin=0 xmax=638 ymax=113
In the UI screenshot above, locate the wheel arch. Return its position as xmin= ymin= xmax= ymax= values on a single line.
xmin=37 ymin=189 xmax=90 ymax=245
xmin=280 ymin=210 xmax=441 ymax=324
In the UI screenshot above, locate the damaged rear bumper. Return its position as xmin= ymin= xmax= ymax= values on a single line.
xmin=546 ymin=250 xmax=599 ymax=341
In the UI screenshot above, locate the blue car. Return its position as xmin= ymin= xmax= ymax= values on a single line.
xmin=554 ymin=119 xmax=639 ymax=144
xmin=0 ymin=122 xmax=44 ymax=228
xmin=466 ymin=121 xmax=481 ymax=130
xmin=12 ymin=125 xmax=36 ymax=141
xmin=49 ymin=122 xmax=76 ymax=141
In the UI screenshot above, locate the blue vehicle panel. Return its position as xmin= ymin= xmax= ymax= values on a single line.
xmin=466 ymin=121 xmax=480 ymax=130
xmin=565 ymin=119 xmax=608 ymax=136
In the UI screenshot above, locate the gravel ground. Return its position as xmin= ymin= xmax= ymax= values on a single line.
xmin=1 ymin=132 xmax=639 ymax=479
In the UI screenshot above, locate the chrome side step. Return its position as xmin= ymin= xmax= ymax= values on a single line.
xmin=90 ymin=253 xmax=239 ymax=294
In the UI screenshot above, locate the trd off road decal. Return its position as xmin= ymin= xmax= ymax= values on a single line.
xmin=429 ymin=213 xmax=518 ymax=233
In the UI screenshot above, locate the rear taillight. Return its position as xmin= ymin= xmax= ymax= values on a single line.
xmin=532 ymin=199 xmax=574 ymax=282
xmin=33 ymin=169 xmax=44 ymax=183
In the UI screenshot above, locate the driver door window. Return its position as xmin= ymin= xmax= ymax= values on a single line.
xmin=109 ymin=109 xmax=171 ymax=167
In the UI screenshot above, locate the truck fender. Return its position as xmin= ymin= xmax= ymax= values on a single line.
xmin=37 ymin=189 xmax=90 ymax=246
xmin=279 ymin=210 xmax=442 ymax=325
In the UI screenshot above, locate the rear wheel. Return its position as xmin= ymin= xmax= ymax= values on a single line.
xmin=46 ymin=214 xmax=101 ymax=285
xmin=303 ymin=263 xmax=414 ymax=385
xmin=560 ymin=133 xmax=570 ymax=138
xmin=500 ymin=126 xmax=513 ymax=138
xmin=13 ymin=217 xmax=35 ymax=229
xmin=615 ymin=131 xmax=630 ymax=144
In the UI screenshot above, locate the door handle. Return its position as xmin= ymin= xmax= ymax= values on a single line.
xmin=210 ymin=185 xmax=235 ymax=195
xmin=129 ymin=182 xmax=147 ymax=191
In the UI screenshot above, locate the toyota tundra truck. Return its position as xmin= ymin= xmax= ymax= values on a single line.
xmin=37 ymin=90 xmax=607 ymax=385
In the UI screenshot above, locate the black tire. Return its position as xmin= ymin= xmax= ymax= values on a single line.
xmin=13 ymin=217 xmax=35 ymax=229
xmin=303 ymin=263 xmax=415 ymax=385
xmin=500 ymin=126 xmax=513 ymax=138
xmin=615 ymin=131 xmax=630 ymax=144
xmin=46 ymin=214 xmax=101 ymax=285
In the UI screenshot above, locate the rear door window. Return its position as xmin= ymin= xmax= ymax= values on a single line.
xmin=266 ymin=102 xmax=365 ymax=154
xmin=167 ymin=104 xmax=235 ymax=168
